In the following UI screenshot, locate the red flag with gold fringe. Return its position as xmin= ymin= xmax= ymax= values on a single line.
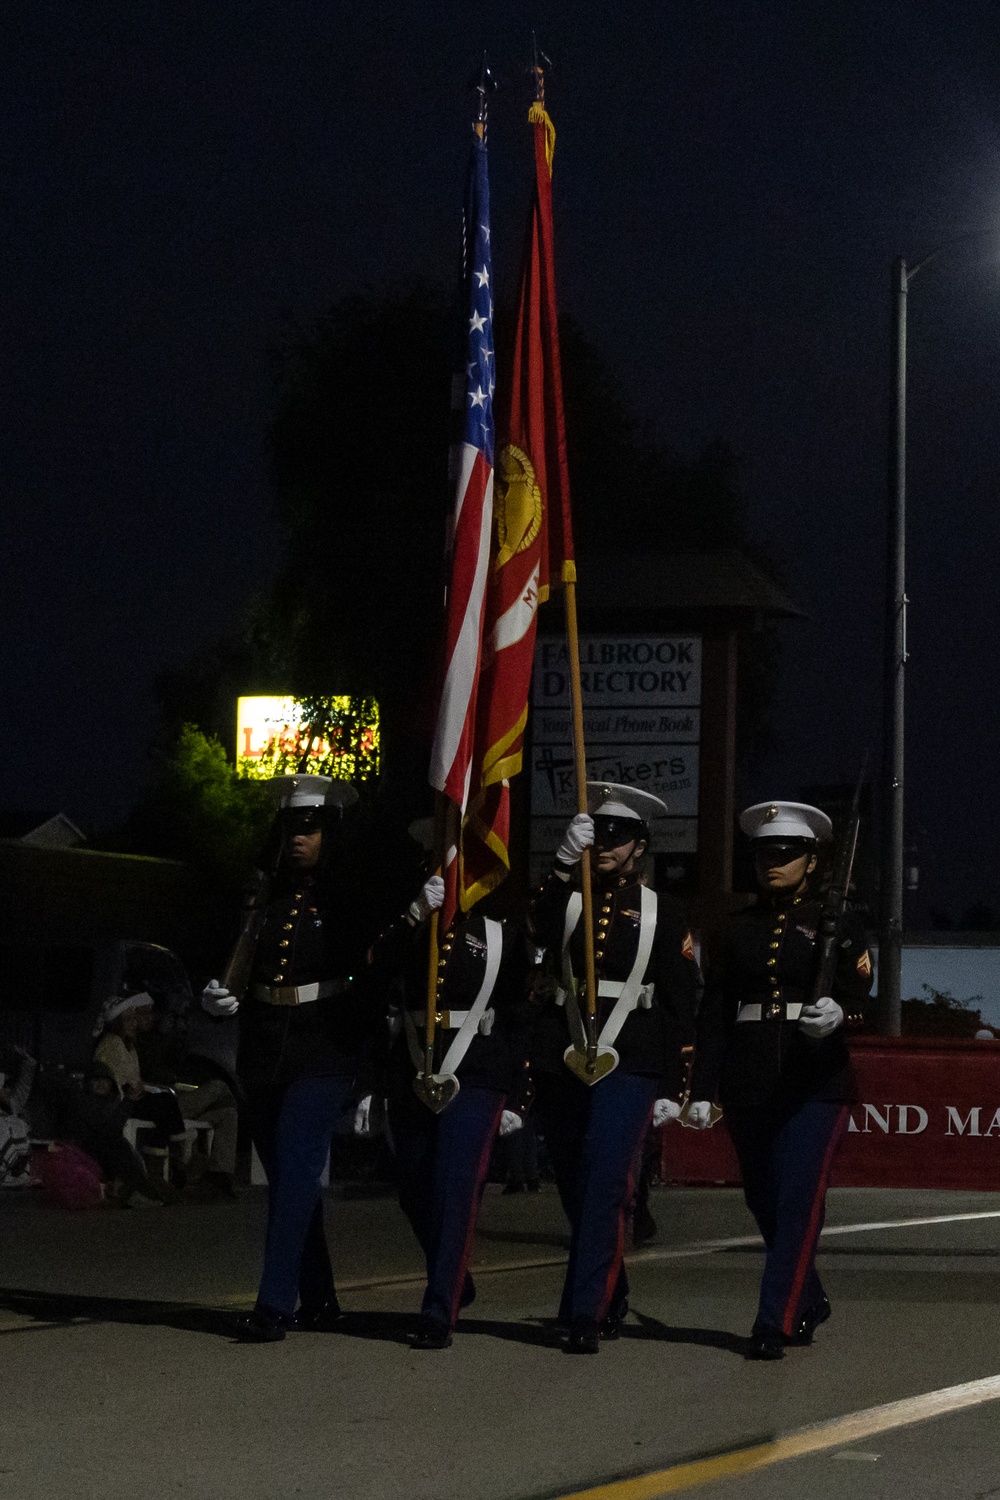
xmin=460 ymin=98 xmax=576 ymax=910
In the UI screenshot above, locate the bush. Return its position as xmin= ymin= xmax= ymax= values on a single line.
xmin=901 ymin=985 xmax=986 ymax=1039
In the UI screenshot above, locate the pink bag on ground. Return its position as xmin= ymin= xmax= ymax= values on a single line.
xmin=35 ymin=1142 xmax=105 ymax=1210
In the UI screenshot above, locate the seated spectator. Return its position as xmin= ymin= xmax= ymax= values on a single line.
xmin=0 ymin=1045 xmax=36 ymax=1187
xmin=56 ymin=1060 xmax=171 ymax=1207
xmin=93 ymin=994 xmax=190 ymax=1178
xmin=135 ymin=1004 xmax=240 ymax=1200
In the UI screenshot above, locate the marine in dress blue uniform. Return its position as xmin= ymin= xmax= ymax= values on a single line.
xmin=529 ymin=783 xmax=700 ymax=1354
xmin=368 ymin=862 xmax=530 ymax=1350
xmin=687 ymin=801 xmax=873 ymax=1359
xmin=201 ymin=775 xmax=371 ymax=1343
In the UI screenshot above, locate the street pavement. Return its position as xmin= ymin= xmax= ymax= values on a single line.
xmin=3 ymin=1179 xmax=1000 ymax=1500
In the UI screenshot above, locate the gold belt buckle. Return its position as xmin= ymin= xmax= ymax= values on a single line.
xmin=271 ymin=985 xmax=300 ymax=1007
xmin=766 ymin=1001 xmax=782 ymax=1020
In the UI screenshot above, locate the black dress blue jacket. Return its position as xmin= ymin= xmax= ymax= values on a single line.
xmin=528 ymin=865 xmax=700 ymax=1099
xmin=689 ymin=892 xmax=873 ymax=1110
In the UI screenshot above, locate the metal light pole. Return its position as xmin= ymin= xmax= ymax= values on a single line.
xmin=881 ymin=257 xmax=908 ymax=1036
xmin=880 ymin=230 xmax=992 ymax=1035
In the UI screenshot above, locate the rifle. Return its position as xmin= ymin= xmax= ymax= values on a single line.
xmin=809 ymin=759 xmax=867 ymax=1005
xmin=221 ymin=870 xmax=268 ymax=1002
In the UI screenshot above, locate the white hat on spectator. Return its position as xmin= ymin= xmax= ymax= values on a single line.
xmin=93 ymin=991 xmax=155 ymax=1037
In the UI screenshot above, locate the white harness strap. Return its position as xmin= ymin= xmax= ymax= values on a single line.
xmin=559 ymin=893 xmax=587 ymax=1050
xmin=404 ymin=918 xmax=503 ymax=1076
xmin=559 ymin=887 xmax=658 ymax=1050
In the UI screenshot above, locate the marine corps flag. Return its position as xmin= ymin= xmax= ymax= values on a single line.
xmin=461 ymin=96 xmax=576 ymax=908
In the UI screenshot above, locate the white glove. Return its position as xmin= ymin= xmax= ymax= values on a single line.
xmin=499 ymin=1109 xmax=523 ymax=1138
xmin=686 ymin=1100 xmax=714 ymax=1130
xmin=354 ymin=1095 xmax=373 ymax=1136
xmin=201 ymin=980 xmax=239 ymax=1018
xmin=652 ymin=1098 xmax=682 ymax=1128
xmin=555 ymin=813 xmax=594 ymax=865
xmin=408 ymin=875 xmax=445 ymax=924
xmin=798 ymin=996 xmax=844 ymax=1039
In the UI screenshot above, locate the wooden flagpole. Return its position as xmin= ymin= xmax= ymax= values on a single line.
xmin=423 ymin=906 xmax=440 ymax=1083
xmin=529 ymin=44 xmax=598 ymax=1074
xmin=564 ymin=576 xmax=598 ymax=1070
xmin=422 ymin=790 xmax=449 ymax=1091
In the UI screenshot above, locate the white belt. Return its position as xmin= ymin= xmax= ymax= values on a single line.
xmin=253 ymin=980 xmax=342 ymax=1007
xmin=408 ymin=1008 xmax=483 ymax=1031
xmin=736 ymin=1002 xmax=803 ymax=1023
xmin=556 ymin=980 xmax=655 ymax=1009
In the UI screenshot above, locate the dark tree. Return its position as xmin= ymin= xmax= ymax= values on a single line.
xmin=130 ymin=288 xmax=775 ymax=884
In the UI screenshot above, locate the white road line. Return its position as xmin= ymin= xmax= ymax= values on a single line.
xmin=630 ymin=1207 xmax=1000 ymax=1266
xmin=821 ymin=1208 xmax=1000 ymax=1236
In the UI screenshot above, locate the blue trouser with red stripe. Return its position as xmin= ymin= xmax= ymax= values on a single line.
xmin=726 ymin=1099 xmax=848 ymax=1337
xmin=535 ymin=1070 xmax=660 ymax=1325
xmin=389 ymin=1084 xmax=505 ymax=1329
xmin=247 ymin=1072 xmax=354 ymax=1318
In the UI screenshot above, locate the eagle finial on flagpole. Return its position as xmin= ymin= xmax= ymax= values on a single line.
xmin=530 ymin=33 xmax=552 ymax=104
xmin=471 ymin=52 xmax=496 ymax=142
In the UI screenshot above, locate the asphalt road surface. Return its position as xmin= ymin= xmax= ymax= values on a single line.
xmin=3 ymin=1181 xmax=1000 ymax=1500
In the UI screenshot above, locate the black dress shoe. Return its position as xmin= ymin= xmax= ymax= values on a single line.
xmin=746 ymin=1324 xmax=785 ymax=1361
xmin=292 ymin=1296 xmax=343 ymax=1332
xmin=235 ymin=1306 xmax=289 ymax=1343
xmin=600 ymin=1296 xmax=629 ymax=1341
xmin=632 ymin=1206 xmax=658 ymax=1246
xmin=187 ymin=1172 xmax=240 ymax=1204
xmin=409 ymin=1320 xmax=452 ymax=1350
xmin=502 ymin=1180 xmax=525 ymax=1195
xmin=564 ymin=1319 xmax=601 ymax=1355
xmin=789 ymin=1296 xmax=831 ymax=1346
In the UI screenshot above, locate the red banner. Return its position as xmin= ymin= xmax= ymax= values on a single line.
xmin=663 ymin=1037 xmax=1000 ymax=1191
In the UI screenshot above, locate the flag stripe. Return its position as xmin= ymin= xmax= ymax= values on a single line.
xmin=429 ymin=456 xmax=493 ymax=803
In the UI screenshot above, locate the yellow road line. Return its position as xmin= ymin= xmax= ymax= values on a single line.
xmin=552 ymin=1373 xmax=1000 ymax=1498
xmin=213 ymin=1253 xmax=572 ymax=1305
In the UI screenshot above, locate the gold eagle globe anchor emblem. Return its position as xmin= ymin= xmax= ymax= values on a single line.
xmin=494 ymin=444 xmax=543 ymax=568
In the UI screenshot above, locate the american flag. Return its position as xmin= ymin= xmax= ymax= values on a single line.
xmin=428 ymin=126 xmax=495 ymax=926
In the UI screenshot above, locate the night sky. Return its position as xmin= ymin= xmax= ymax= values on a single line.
xmin=4 ymin=1 xmax=999 ymax=924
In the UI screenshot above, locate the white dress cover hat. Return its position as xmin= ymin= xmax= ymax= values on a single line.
xmin=269 ymin=773 xmax=359 ymax=811
xmin=586 ymin=781 xmax=668 ymax=823
xmin=739 ymin=801 xmax=833 ymax=843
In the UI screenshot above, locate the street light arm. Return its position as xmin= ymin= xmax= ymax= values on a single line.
xmin=906 ymin=226 xmax=997 ymax=283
